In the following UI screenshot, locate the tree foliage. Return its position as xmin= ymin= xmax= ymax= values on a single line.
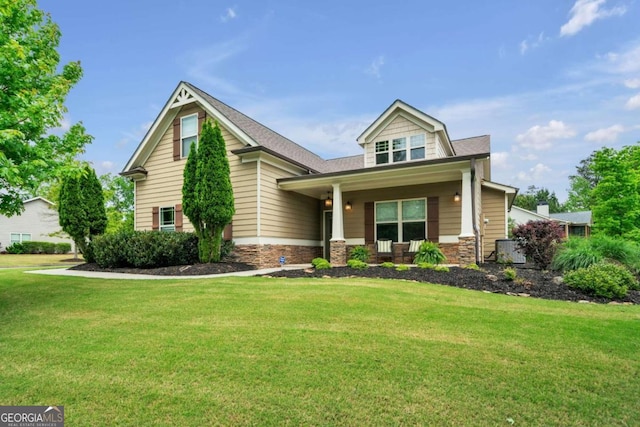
xmin=0 ymin=0 xmax=91 ymax=216
xmin=58 ymin=165 xmax=107 ymax=255
xmin=589 ymin=144 xmax=640 ymax=239
xmin=100 ymin=173 xmax=134 ymax=233
xmin=513 ymin=186 xmax=563 ymax=214
xmin=182 ymin=120 xmax=235 ymax=263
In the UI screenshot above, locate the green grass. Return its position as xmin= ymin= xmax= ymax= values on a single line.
xmin=1 ymin=269 xmax=639 ymax=426
xmin=0 ymin=254 xmax=83 ymax=267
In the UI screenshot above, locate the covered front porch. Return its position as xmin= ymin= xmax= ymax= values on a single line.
xmin=278 ymin=157 xmax=481 ymax=266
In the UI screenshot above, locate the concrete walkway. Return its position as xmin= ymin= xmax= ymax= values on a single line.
xmin=25 ymin=264 xmax=311 ymax=280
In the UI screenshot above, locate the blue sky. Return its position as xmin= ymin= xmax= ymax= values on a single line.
xmin=41 ymin=0 xmax=640 ymax=201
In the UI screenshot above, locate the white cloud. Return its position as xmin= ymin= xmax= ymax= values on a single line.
xmin=516 ymin=120 xmax=576 ymax=150
xmin=365 ymin=55 xmax=385 ymax=80
xmin=624 ymin=78 xmax=640 ymax=89
xmin=517 ymin=163 xmax=552 ymax=182
xmin=491 ymin=152 xmax=509 ymax=169
xmin=519 ymin=40 xmax=528 ymax=56
xmin=560 ymin=0 xmax=626 ymax=37
xmin=101 ymin=161 xmax=114 ymax=171
xmin=584 ymin=124 xmax=625 ymax=142
xmin=626 ymin=93 xmax=640 ymax=109
xmin=520 ymin=32 xmax=549 ymax=55
xmin=220 ymin=7 xmax=237 ymax=23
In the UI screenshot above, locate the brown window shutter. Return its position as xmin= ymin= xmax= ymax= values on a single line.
xmin=173 ymin=118 xmax=181 ymax=161
xmin=427 ymin=197 xmax=439 ymax=242
xmin=364 ymin=202 xmax=374 ymax=244
xmin=223 ymin=222 xmax=233 ymax=240
xmin=152 ymin=206 xmax=159 ymax=230
xmin=198 ymin=111 xmax=207 ymax=133
xmin=175 ymin=204 xmax=183 ymax=231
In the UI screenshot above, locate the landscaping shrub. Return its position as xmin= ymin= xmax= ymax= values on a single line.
xmin=349 ymin=246 xmax=371 ymax=263
xmin=220 ymin=240 xmax=235 ymax=260
xmin=395 ymin=264 xmax=409 ymax=271
xmin=433 ymin=265 xmax=449 ymax=272
xmin=347 ymin=259 xmax=368 ymax=270
xmin=417 ymin=262 xmax=435 ymax=269
xmin=512 ymin=220 xmax=565 ymax=269
xmin=465 ymin=263 xmax=481 ymax=270
xmin=380 ymin=262 xmax=395 ymax=268
xmin=413 ymin=241 xmax=446 ymax=265
xmin=552 ymin=237 xmax=602 ymax=272
xmin=40 ymin=242 xmax=56 ymax=254
xmin=55 ymin=243 xmax=72 ymax=254
xmin=591 ymin=236 xmax=640 ymax=275
xmin=564 ymin=262 xmax=637 ymax=299
xmin=311 ymin=258 xmax=331 ymax=270
xmin=5 ymin=243 xmax=25 ymax=254
xmin=20 ymin=241 xmax=42 ymax=254
xmin=503 ymin=267 xmax=517 ymax=281
xmin=91 ymin=231 xmax=199 ymax=268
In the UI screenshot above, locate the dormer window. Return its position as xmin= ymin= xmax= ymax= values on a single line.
xmin=181 ymin=114 xmax=198 ymax=158
xmin=375 ymin=133 xmax=426 ymax=165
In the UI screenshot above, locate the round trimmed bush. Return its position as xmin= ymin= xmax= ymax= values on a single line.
xmin=564 ymin=262 xmax=637 ymax=299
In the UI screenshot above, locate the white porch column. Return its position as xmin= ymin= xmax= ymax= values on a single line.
xmin=460 ymin=169 xmax=474 ymax=237
xmin=330 ymin=183 xmax=345 ymax=241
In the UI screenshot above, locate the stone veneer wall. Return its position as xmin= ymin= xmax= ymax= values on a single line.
xmin=350 ymin=239 xmax=478 ymax=266
xmin=234 ymin=244 xmax=322 ymax=269
xmin=329 ymin=240 xmax=347 ymax=266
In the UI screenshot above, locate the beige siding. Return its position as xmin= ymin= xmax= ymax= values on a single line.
xmin=364 ymin=115 xmax=436 ymax=167
xmin=260 ymin=161 xmax=321 ymax=240
xmin=481 ymin=187 xmax=507 ymax=257
xmin=135 ymin=105 xmax=258 ymax=237
xmin=340 ymin=181 xmax=461 ymax=241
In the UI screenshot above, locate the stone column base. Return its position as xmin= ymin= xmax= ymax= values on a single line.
xmin=330 ymin=240 xmax=346 ymax=266
xmin=458 ymin=236 xmax=476 ymax=267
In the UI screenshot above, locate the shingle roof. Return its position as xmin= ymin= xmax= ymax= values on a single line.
xmin=185 ymin=82 xmax=330 ymax=173
xmin=451 ymin=135 xmax=490 ymax=156
xmin=550 ymin=211 xmax=592 ymax=225
xmin=324 ymin=155 xmax=364 ymax=173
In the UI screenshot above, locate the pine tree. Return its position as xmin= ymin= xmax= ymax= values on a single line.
xmin=182 ymin=120 xmax=235 ymax=262
xmin=83 ymin=166 xmax=108 ymax=237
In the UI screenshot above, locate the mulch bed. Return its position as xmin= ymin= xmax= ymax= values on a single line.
xmin=70 ymin=262 xmax=639 ymax=305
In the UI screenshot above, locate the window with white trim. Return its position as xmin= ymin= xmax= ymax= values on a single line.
xmin=159 ymin=207 xmax=175 ymax=232
xmin=375 ymin=199 xmax=426 ymax=242
xmin=10 ymin=233 xmax=31 ymax=244
xmin=181 ymin=114 xmax=198 ymax=158
xmin=375 ymin=133 xmax=426 ymax=165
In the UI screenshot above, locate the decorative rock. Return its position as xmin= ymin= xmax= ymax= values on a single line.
xmin=553 ymin=276 xmax=564 ymax=285
xmin=578 ymin=300 xmax=592 ymax=304
xmin=486 ymin=274 xmax=498 ymax=282
xmin=518 ymin=293 xmax=531 ymax=297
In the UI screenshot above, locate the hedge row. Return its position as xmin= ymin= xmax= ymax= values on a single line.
xmin=5 ymin=241 xmax=72 ymax=254
xmin=89 ymin=231 xmax=199 ymax=268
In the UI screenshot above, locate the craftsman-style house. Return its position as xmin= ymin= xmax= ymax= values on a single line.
xmin=122 ymin=81 xmax=517 ymax=268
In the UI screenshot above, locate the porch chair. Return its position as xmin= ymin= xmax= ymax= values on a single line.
xmin=376 ymin=239 xmax=394 ymax=263
xmin=403 ymin=239 xmax=425 ymax=264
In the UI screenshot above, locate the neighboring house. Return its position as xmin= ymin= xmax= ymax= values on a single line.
xmin=0 ymin=197 xmax=74 ymax=252
xmin=510 ymin=203 xmax=592 ymax=237
xmin=121 ymin=81 xmax=518 ymax=268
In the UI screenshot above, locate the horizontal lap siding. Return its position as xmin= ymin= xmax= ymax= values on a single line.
xmin=260 ymin=162 xmax=320 ymax=240
xmin=341 ymin=181 xmax=460 ymax=239
xmin=135 ymin=106 xmax=257 ymax=236
xmin=481 ymin=188 xmax=507 ymax=256
xmin=364 ymin=115 xmax=436 ymax=167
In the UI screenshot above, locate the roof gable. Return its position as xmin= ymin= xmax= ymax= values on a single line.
xmin=356 ymin=100 xmax=453 ymax=152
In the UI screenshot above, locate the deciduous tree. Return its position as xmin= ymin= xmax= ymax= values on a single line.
xmin=1 ymin=0 xmax=91 ymax=216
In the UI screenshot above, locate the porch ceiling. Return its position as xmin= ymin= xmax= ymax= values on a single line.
xmin=278 ymin=158 xmax=474 ymax=198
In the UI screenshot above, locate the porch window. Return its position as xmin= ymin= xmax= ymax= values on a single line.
xmin=375 ymin=133 xmax=426 ymax=165
xmin=160 ymin=207 xmax=175 ymax=232
xmin=375 ymin=199 xmax=426 ymax=242
xmin=181 ymin=114 xmax=198 ymax=158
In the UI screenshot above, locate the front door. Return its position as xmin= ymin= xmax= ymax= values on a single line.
xmin=324 ymin=211 xmax=332 ymax=259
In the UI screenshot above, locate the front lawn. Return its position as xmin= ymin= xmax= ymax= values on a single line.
xmin=0 ymin=269 xmax=638 ymax=426
xmin=0 ymin=253 xmax=83 ymax=267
